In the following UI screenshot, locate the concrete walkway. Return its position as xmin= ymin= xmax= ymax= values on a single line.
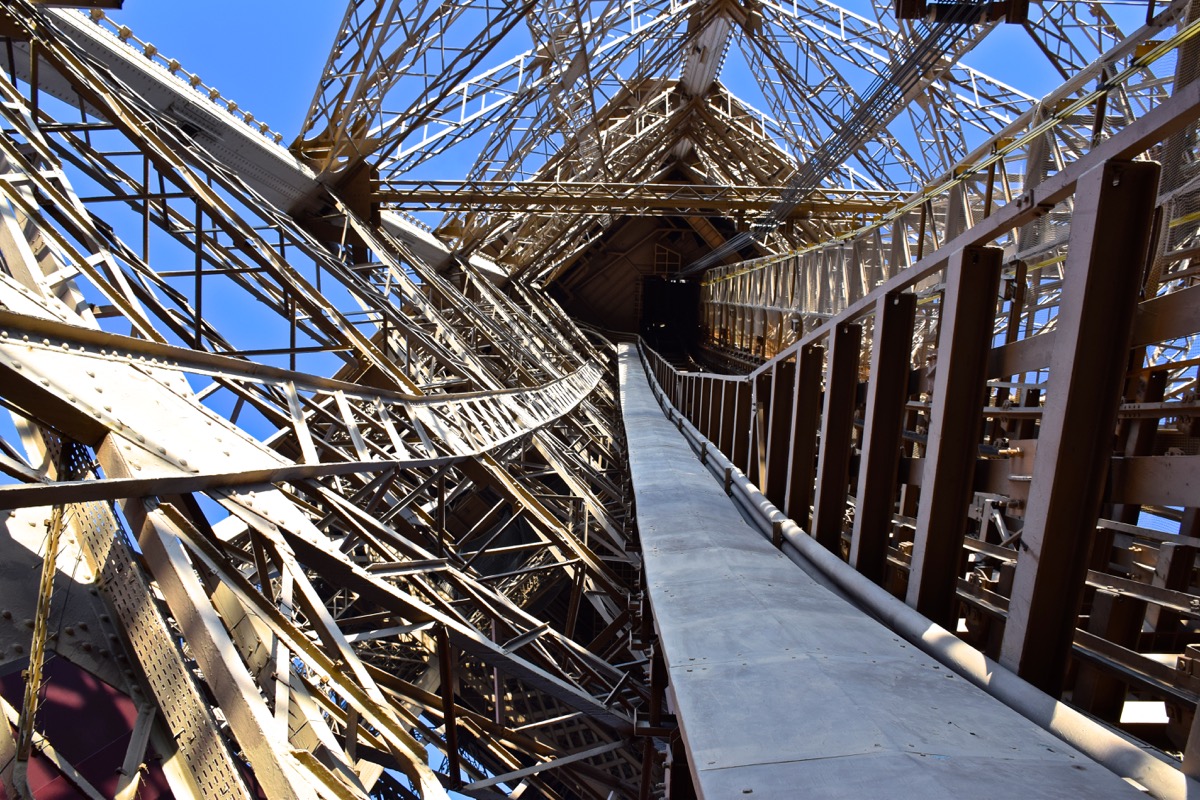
xmin=618 ymin=343 xmax=1141 ymax=799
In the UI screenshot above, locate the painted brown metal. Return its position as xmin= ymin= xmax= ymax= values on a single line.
xmin=811 ymin=322 xmax=862 ymax=554
xmin=999 ymin=160 xmax=1161 ymax=695
xmin=785 ymin=343 xmax=824 ymax=531
xmin=906 ymin=246 xmax=1003 ymax=628
xmin=850 ymin=292 xmax=917 ymax=583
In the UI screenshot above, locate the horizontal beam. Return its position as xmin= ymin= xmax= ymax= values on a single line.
xmin=0 ymin=457 xmax=454 ymax=510
xmin=374 ymin=180 xmax=904 ymax=217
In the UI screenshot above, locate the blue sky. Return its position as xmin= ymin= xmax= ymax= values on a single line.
xmin=107 ymin=1 xmax=346 ymax=142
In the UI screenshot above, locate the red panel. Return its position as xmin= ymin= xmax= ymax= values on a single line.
xmin=1 ymin=657 xmax=173 ymax=798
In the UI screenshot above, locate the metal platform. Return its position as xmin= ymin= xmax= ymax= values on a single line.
xmin=618 ymin=343 xmax=1143 ymax=799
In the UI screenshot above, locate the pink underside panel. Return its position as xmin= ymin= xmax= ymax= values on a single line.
xmin=1 ymin=657 xmax=173 ymax=799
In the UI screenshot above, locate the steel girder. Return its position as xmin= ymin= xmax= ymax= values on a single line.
xmin=0 ymin=2 xmax=652 ymax=798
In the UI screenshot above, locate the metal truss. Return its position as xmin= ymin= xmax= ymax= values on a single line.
xmin=2 ymin=0 xmax=1199 ymax=796
xmin=702 ymin=0 xmax=1200 ymax=350
xmin=284 ymin=0 xmax=1182 ymax=288
xmin=201 ymin=0 xmax=1171 ymax=302
xmin=373 ymin=179 xmax=904 ymax=217
xmin=0 ymin=2 xmax=655 ymax=798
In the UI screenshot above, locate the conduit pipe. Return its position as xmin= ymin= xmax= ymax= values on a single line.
xmin=635 ymin=343 xmax=1199 ymax=800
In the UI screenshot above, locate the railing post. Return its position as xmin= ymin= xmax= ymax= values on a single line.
xmin=763 ymin=359 xmax=796 ymax=508
xmin=999 ymin=160 xmax=1160 ymax=695
xmin=785 ymin=343 xmax=824 ymax=532
xmin=705 ymin=378 xmax=722 ymax=444
xmin=906 ymin=245 xmax=1003 ymax=628
xmin=851 ymin=292 xmax=917 ymax=583
xmin=811 ymin=322 xmax=862 ymax=554
xmin=718 ymin=380 xmax=738 ymax=457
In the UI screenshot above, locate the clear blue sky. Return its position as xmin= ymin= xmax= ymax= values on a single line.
xmin=107 ymin=2 xmax=347 ymax=142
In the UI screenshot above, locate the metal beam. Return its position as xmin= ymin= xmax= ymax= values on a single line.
xmin=850 ymin=292 xmax=916 ymax=582
xmin=906 ymin=246 xmax=1002 ymax=627
xmin=999 ymin=160 xmax=1160 ymax=695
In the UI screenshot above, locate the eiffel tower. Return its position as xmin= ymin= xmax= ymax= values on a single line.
xmin=0 ymin=1 xmax=1199 ymax=798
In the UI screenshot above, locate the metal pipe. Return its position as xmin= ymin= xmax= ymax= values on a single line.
xmin=636 ymin=341 xmax=1197 ymax=800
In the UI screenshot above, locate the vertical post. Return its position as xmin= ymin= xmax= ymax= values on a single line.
xmin=906 ymin=246 xmax=1003 ymax=627
xmin=438 ymin=474 xmax=447 ymax=558
xmin=705 ymin=379 xmax=721 ymax=444
xmin=811 ymin=323 xmax=862 ymax=553
xmin=437 ymin=625 xmax=461 ymax=787
xmin=752 ymin=372 xmax=772 ymax=486
xmin=732 ymin=380 xmax=753 ymax=473
xmin=785 ymin=343 xmax=824 ymax=531
xmin=999 ymin=160 xmax=1160 ymax=695
xmin=718 ymin=380 xmax=737 ymax=457
xmin=142 ymin=156 xmax=151 ymax=263
xmin=851 ymin=292 xmax=917 ymax=582
xmin=491 ymin=619 xmax=503 ymax=726
xmin=29 ymin=40 xmax=38 ymax=120
xmin=764 ymin=360 xmax=796 ymax=508
xmin=194 ymin=205 xmax=203 ymax=349
xmin=288 ymin=295 xmax=297 ymax=371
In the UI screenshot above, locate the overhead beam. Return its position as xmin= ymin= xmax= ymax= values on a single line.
xmin=375 ymin=180 xmax=903 ymax=217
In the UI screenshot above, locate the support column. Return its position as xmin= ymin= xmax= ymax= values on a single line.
xmin=851 ymin=292 xmax=917 ymax=582
xmin=785 ymin=344 xmax=824 ymax=531
xmin=697 ymin=378 xmax=711 ymax=439
xmin=811 ymin=323 xmax=862 ymax=553
xmin=764 ymin=360 xmax=796 ymax=508
xmin=752 ymin=372 xmax=772 ymax=486
xmin=718 ymin=380 xmax=737 ymax=457
xmin=906 ymin=246 xmax=1003 ymax=627
xmin=732 ymin=380 xmax=753 ymax=472
xmin=707 ymin=379 xmax=723 ymax=443
xmin=999 ymin=160 xmax=1160 ymax=695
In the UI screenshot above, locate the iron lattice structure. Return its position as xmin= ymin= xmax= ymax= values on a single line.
xmin=0 ymin=0 xmax=1198 ymax=798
